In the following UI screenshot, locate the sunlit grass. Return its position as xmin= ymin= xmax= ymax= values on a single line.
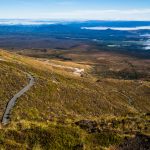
xmin=0 ymin=49 xmax=150 ymax=149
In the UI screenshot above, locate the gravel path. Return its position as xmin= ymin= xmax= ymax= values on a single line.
xmin=2 ymin=73 xmax=34 ymax=125
xmin=47 ymin=62 xmax=84 ymax=76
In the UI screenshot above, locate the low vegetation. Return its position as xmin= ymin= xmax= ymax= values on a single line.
xmin=0 ymin=114 xmax=149 ymax=149
xmin=0 ymin=56 xmax=27 ymax=119
xmin=0 ymin=49 xmax=150 ymax=149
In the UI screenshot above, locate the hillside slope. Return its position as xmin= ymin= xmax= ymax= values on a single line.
xmin=0 ymin=49 xmax=150 ymax=149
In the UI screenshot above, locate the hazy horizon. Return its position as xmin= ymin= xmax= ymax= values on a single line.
xmin=0 ymin=0 xmax=150 ymax=21
xmin=0 ymin=19 xmax=150 ymax=24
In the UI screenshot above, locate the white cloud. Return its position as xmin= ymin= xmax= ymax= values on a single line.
xmin=38 ymin=9 xmax=150 ymax=21
xmin=1 ymin=9 xmax=150 ymax=20
xmin=82 ymin=26 xmax=150 ymax=31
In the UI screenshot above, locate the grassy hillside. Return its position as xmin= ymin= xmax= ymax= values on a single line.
xmin=0 ymin=52 xmax=27 ymax=119
xmin=16 ymin=48 xmax=150 ymax=81
xmin=0 ymin=49 xmax=150 ymax=149
xmin=0 ymin=114 xmax=149 ymax=150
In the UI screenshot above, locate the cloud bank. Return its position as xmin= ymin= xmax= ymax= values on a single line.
xmin=54 ymin=9 xmax=150 ymax=21
xmin=0 ymin=9 xmax=150 ymax=20
xmin=82 ymin=26 xmax=150 ymax=31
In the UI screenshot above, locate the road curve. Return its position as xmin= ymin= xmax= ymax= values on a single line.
xmin=2 ymin=73 xmax=34 ymax=125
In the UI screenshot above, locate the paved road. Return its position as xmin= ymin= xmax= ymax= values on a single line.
xmin=2 ymin=73 xmax=34 ymax=125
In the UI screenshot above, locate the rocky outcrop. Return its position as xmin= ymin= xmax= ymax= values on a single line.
xmin=116 ymin=133 xmax=150 ymax=150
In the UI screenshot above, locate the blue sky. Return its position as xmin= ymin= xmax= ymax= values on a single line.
xmin=0 ymin=0 xmax=150 ymax=20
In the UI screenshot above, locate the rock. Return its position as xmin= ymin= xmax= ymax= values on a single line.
xmin=73 ymin=144 xmax=84 ymax=150
xmin=75 ymin=120 xmax=98 ymax=133
xmin=117 ymin=133 xmax=150 ymax=150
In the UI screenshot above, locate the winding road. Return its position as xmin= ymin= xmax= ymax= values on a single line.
xmin=2 ymin=73 xmax=34 ymax=125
